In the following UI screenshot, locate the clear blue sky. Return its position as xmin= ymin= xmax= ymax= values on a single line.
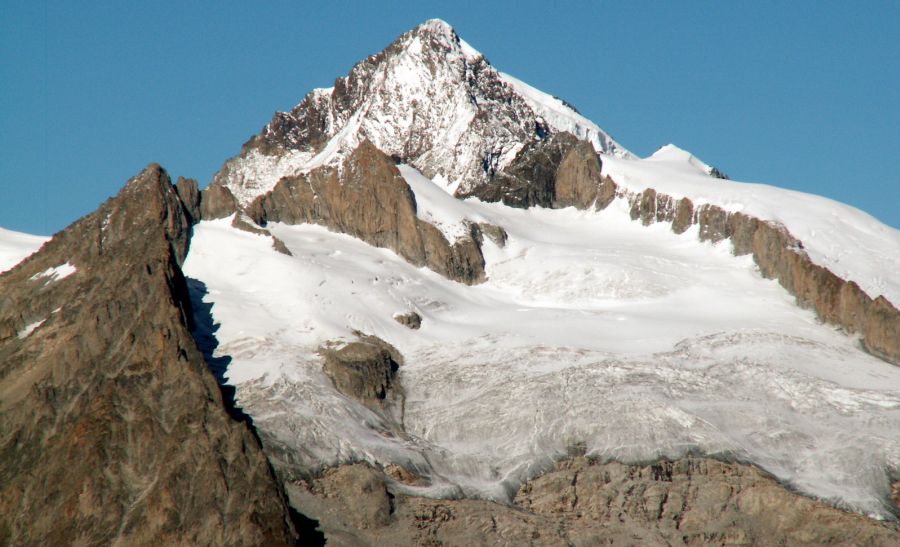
xmin=2 ymin=1 xmax=898 ymax=235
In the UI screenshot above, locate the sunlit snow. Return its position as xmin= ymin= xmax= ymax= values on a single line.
xmin=183 ymin=171 xmax=900 ymax=518
xmin=602 ymin=152 xmax=900 ymax=305
xmin=29 ymin=262 xmax=77 ymax=284
xmin=0 ymin=227 xmax=47 ymax=273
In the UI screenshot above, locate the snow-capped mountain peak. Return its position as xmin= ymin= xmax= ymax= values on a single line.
xmin=212 ymin=19 xmax=630 ymax=205
xmin=647 ymin=143 xmax=717 ymax=176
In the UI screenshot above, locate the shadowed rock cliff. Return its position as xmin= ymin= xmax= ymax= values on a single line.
xmin=0 ymin=165 xmax=297 ymax=545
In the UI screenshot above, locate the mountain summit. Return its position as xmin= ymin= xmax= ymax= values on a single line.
xmin=212 ymin=19 xmax=629 ymax=205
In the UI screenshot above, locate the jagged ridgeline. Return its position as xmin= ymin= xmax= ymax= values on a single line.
xmin=2 ymin=19 xmax=899 ymax=546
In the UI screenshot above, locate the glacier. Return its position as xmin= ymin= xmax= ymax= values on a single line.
xmin=183 ymin=164 xmax=900 ymax=518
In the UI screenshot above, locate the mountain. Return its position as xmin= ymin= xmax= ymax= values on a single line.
xmin=2 ymin=19 xmax=899 ymax=545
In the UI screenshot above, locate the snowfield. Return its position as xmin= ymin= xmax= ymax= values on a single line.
xmin=603 ymin=146 xmax=900 ymax=306
xmin=0 ymin=227 xmax=47 ymax=273
xmin=183 ymin=167 xmax=900 ymax=519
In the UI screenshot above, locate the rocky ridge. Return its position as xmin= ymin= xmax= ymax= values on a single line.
xmin=288 ymin=458 xmax=900 ymax=545
xmin=0 ymin=166 xmax=298 ymax=545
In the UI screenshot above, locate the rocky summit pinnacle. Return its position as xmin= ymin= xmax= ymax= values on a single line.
xmin=211 ymin=19 xmax=629 ymax=206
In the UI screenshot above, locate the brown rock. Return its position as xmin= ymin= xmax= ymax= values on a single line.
xmin=174 ymin=176 xmax=201 ymax=223
xmin=199 ymin=183 xmax=238 ymax=220
xmin=554 ymin=140 xmax=603 ymax=209
xmin=393 ymin=311 xmax=422 ymax=329
xmin=0 ymin=165 xmax=297 ymax=545
xmin=289 ymin=457 xmax=900 ymax=545
xmin=595 ymin=174 xmax=618 ymax=210
xmin=465 ymin=132 xmax=579 ymax=208
xmin=248 ymin=140 xmax=486 ymax=284
xmin=321 ymin=336 xmax=401 ymax=407
xmin=271 ymin=235 xmax=293 ymax=256
xmin=672 ymin=196 xmax=695 ymax=234
xmin=474 ymin=222 xmax=508 ymax=247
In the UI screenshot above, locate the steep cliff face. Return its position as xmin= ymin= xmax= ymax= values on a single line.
xmin=0 ymin=165 xmax=296 ymax=545
xmin=247 ymin=140 xmax=486 ymax=284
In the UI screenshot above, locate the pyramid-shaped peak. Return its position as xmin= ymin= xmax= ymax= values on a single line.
xmin=214 ymin=19 xmax=630 ymax=205
xmin=397 ymin=18 xmax=483 ymax=61
xmin=415 ymin=18 xmax=456 ymax=35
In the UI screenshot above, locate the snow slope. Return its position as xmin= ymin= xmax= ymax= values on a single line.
xmin=184 ymin=165 xmax=900 ymax=519
xmin=602 ymin=150 xmax=900 ymax=305
xmin=0 ymin=227 xmax=47 ymax=273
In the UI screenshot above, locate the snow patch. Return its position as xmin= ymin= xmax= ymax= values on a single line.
xmin=17 ymin=318 xmax=46 ymax=339
xmin=399 ymin=164 xmax=487 ymax=242
xmin=647 ymin=143 xmax=715 ymax=175
xmin=0 ymin=227 xmax=47 ymax=273
xmin=30 ymin=262 xmax=77 ymax=284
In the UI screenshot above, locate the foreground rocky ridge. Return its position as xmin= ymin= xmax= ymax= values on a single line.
xmin=289 ymin=458 xmax=900 ymax=545
xmin=0 ymin=166 xmax=297 ymax=545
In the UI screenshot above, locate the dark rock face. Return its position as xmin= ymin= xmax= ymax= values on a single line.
xmin=321 ymin=335 xmax=402 ymax=408
xmin=248 ymin=140 xmax=486 ymax=284
xmin=174 ymin=176 xmax=201 ymax=223
xmin=0 ymin=165 xmax=296 ymax=545
xmin=463 ymin=132 xmax=579 ymax=208
xmin=474 ymin=222 xmax=508 ymax=248
xmin=288 ymin=458 xmax=900 ymax=545
xmin=199 ymin=183 xmax=238 ymax=220
xmin=554 ymin=139 xmax=606 ymax=209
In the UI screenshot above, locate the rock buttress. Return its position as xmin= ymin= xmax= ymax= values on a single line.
xmin=0 ymin=165 xmax=297 ymax=545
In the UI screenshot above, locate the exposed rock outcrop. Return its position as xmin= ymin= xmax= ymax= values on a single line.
xmin=462 ymin=132 xmax=579 ymax=208
xmin=0 ymin=165 xmax=297 ymax=545
xmin=247 ymin=140 xmax=486 ymax=284
xmin=199 ymin=183 xmax=239 ymax=220
xmin=321 ymin=335 xmax=402 ymax=408
xmin=288 ymin=458 xmax=899 ymax=545
xmin=393 ymin=311 xmax=422 ymax=330
xmin=230 ymin=213 xmax=293 ymax=256
xmin=554 ymin=139 xmax=607 ymax=209
xmin=174 ymin=176 xmax=201 ymax=223
xmin=474 ymin=222 xmax=508 ymax=248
